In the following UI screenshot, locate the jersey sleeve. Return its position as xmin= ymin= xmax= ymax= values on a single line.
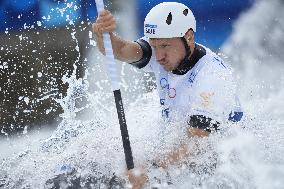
xmin=190 ymin=57 xmax=237 ymax=123
xmin=129 ymin=37 xmax=156 ymax=73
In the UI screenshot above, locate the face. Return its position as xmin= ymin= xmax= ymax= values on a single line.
xmin=149 ymin=38 xmax=186 ymax=71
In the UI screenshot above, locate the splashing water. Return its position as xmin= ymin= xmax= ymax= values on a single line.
xmin=1 ymin=0 xmax=284 ymax=188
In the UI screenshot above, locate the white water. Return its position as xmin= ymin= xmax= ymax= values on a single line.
xmin=1 ymin=0 xmax=284 ymax=188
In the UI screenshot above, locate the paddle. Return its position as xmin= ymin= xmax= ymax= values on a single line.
xmin=94 ymin=0 xmax=134 ymax=170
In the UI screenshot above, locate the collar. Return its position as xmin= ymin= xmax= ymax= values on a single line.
xmin=172 ymin=43 xmax=206 ymax=75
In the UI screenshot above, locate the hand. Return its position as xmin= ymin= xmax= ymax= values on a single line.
xmin=92 ymin=9 xmax=116 ymax=34
xmin=127 ymin=167 xmax=148 ymax=189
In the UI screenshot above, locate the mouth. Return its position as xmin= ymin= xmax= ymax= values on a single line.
xmin=158 ymin=61 xmax=171 ymax=70
xmin=159 ymin=61 xmax=168 ymax=66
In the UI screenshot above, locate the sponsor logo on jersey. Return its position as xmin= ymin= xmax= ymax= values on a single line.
xmin=200 ymin=92 xmax=215 ymax=108
xmin=162 ymin=108 xmax=169 ymax=118
xmin=160 ymin=98 xmax=165 ymax=105
xmin=188 ymin=71 xmax=198 ymax=84
xmin=213 ymin=56 xmax=226 ymax=68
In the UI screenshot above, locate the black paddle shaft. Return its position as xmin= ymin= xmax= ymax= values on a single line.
xmin=113 ymin=89 xmax=134 ymax=170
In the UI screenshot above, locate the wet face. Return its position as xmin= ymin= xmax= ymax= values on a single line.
xmin=149 ymin=38 xmax=186 ymax=71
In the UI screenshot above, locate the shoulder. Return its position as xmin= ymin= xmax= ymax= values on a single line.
xmin=192 ymin=47 xmax=235 ymax=90
xmin=198 ymin=46 xmax=233 ymax=78
xmin=200 ymin=45 xmax=228 ymax=70
xmin=130 ymin=37 xmax=154 ymax=69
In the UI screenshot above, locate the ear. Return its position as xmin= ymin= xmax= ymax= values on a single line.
xmin=184 ymin=29 xmax=194 ymax=42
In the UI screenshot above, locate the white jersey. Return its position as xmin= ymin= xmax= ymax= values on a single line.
xmin=131 ymin=37 xmax=243 ymax=125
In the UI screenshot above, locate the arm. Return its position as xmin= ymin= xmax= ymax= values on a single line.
xmin=92 ymin=9 xmax=143 ymax=63
xmin=127 ymin=124 xmax=214 ymax=189
xmin=156 ymin=113 xmax=221 ymax=168
xmin=157 ymin=126 xmax=211 ymax=169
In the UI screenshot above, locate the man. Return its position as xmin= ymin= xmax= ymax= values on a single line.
xmin=93 ymin=2 xmax=243 ymax=188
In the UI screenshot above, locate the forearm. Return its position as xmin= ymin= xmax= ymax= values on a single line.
xmin=92 ymin=9 xmax=142 ymax=63
xmin=158 ymin=143 xmax=189 ymax=169
xmin=128 ymin=119 xmax=214 ymax=189
xmin=157 ymin=115 xmax=218 ymax=168
xmin=157 ymin=128 xmax=209 ymax=169
xmin=127 ymin=128 xmax=209 ymax=188
xmin=95 ymin=32 xmax=142 ymax=63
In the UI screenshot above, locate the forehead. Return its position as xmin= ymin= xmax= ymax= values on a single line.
xmin=149 ymin=38 xmax=179 ymax=46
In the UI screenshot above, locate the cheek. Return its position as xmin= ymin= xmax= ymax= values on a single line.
xmin=169 ymin=49 xmax=184 ymax=61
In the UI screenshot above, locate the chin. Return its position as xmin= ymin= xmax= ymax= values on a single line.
xmin=167 ymin=66 xmax=177 ymax=72
xmin=164 ymin=67 xmax=171 ymax=71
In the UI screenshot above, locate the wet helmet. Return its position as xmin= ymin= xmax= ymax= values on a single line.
xmin=144 ymin=2 xmax=196 ymax=38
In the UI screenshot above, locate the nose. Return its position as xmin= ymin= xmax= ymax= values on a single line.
xmin=155 ymin=49 xmax=166 ymax=64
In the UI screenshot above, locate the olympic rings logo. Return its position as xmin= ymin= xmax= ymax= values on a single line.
xmin=160 ymin=78 xmax=168 ymax=89
xmin=160 ymin=78 xmax=176 ymax=98
xmin=168 ymin=88 xmax=176 ymax=98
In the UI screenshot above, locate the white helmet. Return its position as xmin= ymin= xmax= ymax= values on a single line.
xmin=144 ymin=2 xmax=196 ymax=38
